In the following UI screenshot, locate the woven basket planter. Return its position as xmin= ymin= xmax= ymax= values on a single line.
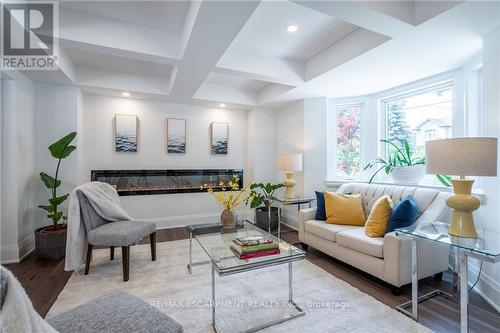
xmin=35 ymin=225 xmax=67 ymax=260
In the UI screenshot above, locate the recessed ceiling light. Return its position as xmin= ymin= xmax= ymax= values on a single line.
xmin=219 ymin=103 xmax=226 ymax=108
xmin=121 ymin=92 xmax=130 ymax=97
xmin=286 ymin=25 xmax=298 ymax=33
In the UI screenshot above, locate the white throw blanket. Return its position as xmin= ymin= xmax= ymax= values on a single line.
xmin=0 ymin=266 xmax=58 ymax=333
xmin=65 ymin=182 xmax=131 ymax=271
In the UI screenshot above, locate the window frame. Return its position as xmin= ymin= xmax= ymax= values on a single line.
xmin=327 ymin=69 xmax=469 ymax=185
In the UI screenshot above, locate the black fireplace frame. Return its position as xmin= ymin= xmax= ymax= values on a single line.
xmin=91 ymin=169 xmax=244 ymax=196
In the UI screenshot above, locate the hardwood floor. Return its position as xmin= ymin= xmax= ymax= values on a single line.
xmin=5 ymin=226 xmax=499 ymax=333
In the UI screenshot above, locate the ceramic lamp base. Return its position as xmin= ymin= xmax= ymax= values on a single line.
xmin=446 ymin=179 xmax=480 ymax=238
xmin=283 ymin=172 xmax=296 ymax=200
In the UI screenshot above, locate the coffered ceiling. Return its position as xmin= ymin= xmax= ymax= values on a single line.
xmin=22 ymin=0 xmax=500 ymax=109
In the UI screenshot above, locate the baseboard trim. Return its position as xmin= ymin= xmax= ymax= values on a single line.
xmin=469 ymin=264 xmax=500 ymax=313
xmin=1 ymin=244 xmax=19 ymax=264
xmin=1 ymin=234 xmax=36 ymax=264
xmin=19 ymin=234 xmax=35 ymax=261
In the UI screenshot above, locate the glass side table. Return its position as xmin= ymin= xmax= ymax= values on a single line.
xmin=271 ymin=196 xmax=315 ymax=239
xmin=395 ymin=221 xmax=500 ymax=333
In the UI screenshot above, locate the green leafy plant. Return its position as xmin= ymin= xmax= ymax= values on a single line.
xmin=364 ymin=139 xmax=451 ymax=187
xmin=38 ymin=132 xmax=77 ymax=227
xmin=246 ymin=182 xmax=285 ymax=211
xmin=364 ymin=139 xmax=425 ymax=183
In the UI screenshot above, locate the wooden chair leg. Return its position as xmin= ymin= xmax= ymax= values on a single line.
xmin=150 ymin=232 xmax=156 ymax=261
xmin=122 ymin=246 xmax=130 ymax=282
xmin=110 ymin=246 xmax=115 ymax=260
xmin=84 ymin=244 xmax=93 ymax=275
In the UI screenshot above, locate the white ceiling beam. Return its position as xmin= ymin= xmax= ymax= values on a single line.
xmin=59 ymin=8 xmax=182 ymax=60
xmin=215 ymin=50 xmax=304 ymax=86
xmin=59 ymin=38 xmax=181 ymax=67
xmin=305 ymin=28 xmax=390 ymax=81
xmin=169 ymin=0 xmax=261 ymax=100
xmin=75 ymin=65 xmax=170 ymax=96
xmin=292 ymin=0 xmax=415 ymax=38
xmin=258 ymin=83 xmax=295 ymax=105
xmin=179 ymin=1 xmax=202 ymax=58
xmin=194 ymin=83 xmax=258 ymax=106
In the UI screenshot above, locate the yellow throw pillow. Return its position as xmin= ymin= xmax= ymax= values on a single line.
xmin=325 ymin=192 xmax=365 ymax=226
xmin=365 ymin=195 xmax=393 ymax=237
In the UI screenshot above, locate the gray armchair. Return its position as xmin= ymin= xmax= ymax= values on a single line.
xmin=76 ymin=191 xmax=156 ymax=281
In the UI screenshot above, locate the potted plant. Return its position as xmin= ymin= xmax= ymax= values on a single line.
xmin=246 ymin=182 xmax=285 ymax=231
xmin=364 ymin=139 xmax=426 ymax=184
xmin=205 ymin=175 xmax=250 ymax=228
xmin=36 ymin=132 xmax=77 ymax=259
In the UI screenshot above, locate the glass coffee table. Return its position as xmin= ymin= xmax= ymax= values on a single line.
xmin=194 ymin=219 xmax=305 ymax=333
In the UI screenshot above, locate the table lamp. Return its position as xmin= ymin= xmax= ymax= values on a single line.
xmin=276 ymin=154 xmax=302 ymax=200
xmin=425 ymin=138 xmax=498 ymax=238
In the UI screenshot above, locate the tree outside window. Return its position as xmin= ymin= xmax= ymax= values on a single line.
xmin=336 ymin=104 xmax=361 ymax=178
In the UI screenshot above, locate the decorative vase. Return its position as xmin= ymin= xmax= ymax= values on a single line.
xmin=390 ymin=165 xmax=425 ymax=185
xmin=221 ymin=209 xmax=237 ymax=228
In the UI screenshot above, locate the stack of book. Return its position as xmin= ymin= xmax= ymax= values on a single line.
xmin=230 ymin=236 xmax=280 ymax=259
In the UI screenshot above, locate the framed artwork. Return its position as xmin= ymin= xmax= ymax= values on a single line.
xmin=211 ymin=121 xmax=228 ymax=154
xmin=166 ymin=118 xmax=186 ymax=153
xmin=115 ymin=114 xmax=137 ymax=152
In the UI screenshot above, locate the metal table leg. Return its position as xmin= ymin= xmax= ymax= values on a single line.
xmin=212 ymin=263 xmax=219 ymax=332
xmin=268 ymin=207 xmax=271 ymax=235
xmin=459 ymin=249 xmax=469 ymax=333
xmin=188 ymin=230 xmax=193 ymax=274
xmin=396 ymin=236 xmax=453 ymax=320
xmin=278 ymin=204 xmax=281 ymax=239
xmin=289 ymin=261 xmax=293 ymax=301
xmin=412 ymin=236 xmax=418 ymax=319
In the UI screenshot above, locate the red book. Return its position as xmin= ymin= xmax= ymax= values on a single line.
xmin=236 ymin=248 xmax=280 ymax=259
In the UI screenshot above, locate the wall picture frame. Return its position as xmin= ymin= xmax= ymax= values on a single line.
xmin=114 ymin=114 xmax=137 ymax=152
xmin=211 ymin=121 xmax=228 ymax=154
xmin=166 ymin=118 xmax=186 ymax=153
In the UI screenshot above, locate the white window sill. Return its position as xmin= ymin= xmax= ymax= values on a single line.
xmin=324 ymin=179 xmax=485 ymax=197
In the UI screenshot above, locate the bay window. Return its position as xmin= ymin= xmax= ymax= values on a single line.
xmin=328 ymin=70 xmax=470 ymax=186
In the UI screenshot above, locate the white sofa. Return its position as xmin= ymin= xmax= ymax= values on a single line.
xmin=298 ymin=183 xmax=450 ymax=294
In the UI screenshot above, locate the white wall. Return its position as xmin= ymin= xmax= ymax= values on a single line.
xmin=276 ymin=101 xmax=305 ymax=227
xmin=473 ymin=25 xmax=500 ymax=311
xmin=247 ymin=107 xmax=277 ymax=184
xmin=0 ymin=72 xmax=36 ymax=263
xmin=34 ymin=84 xmax=81 ymax=232
xmin=81 ymin=93 xmax=249 ymax=227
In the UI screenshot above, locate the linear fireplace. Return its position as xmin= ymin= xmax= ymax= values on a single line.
xmin=91 ymin=169 xmax=244 ymax=196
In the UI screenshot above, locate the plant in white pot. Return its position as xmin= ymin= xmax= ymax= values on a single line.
xmin=364 ymin=139 xmax=453 ymax=186
xmin=36 ymin=132 xmax=77 ymax=259
xmin=364 ymin=139 xmax=426 ymax=185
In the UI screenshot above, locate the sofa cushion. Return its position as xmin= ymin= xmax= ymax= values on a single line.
xmin=386 ymin=195 xmax=418 ymax=233
xmin=365 ymin=195 xmax=393 ymax=237
xmin=314 ymin=191 xmax=326 ymax=221
xmin=325 ymin=192 xmax=365 ymax=226
xmin=336 ymin=228 xmax=384 ymax=258
xmin=305 ymin=220 xmax=361 ymax=242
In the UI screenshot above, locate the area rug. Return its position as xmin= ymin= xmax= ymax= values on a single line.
xmin=47 ymin=239 xmax=432 ymax=333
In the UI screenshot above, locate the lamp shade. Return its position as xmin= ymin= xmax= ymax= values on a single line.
xmin=425 ymin=137 xmax=497 ymax=176
xmin=276 ymin=154 xmax=303 ymax=172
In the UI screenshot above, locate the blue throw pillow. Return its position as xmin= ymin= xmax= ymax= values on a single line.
xmin=386 ymin=195 xmax=418 ymax=233
xmin=315 ymin=191 xmax=326 ymax=221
